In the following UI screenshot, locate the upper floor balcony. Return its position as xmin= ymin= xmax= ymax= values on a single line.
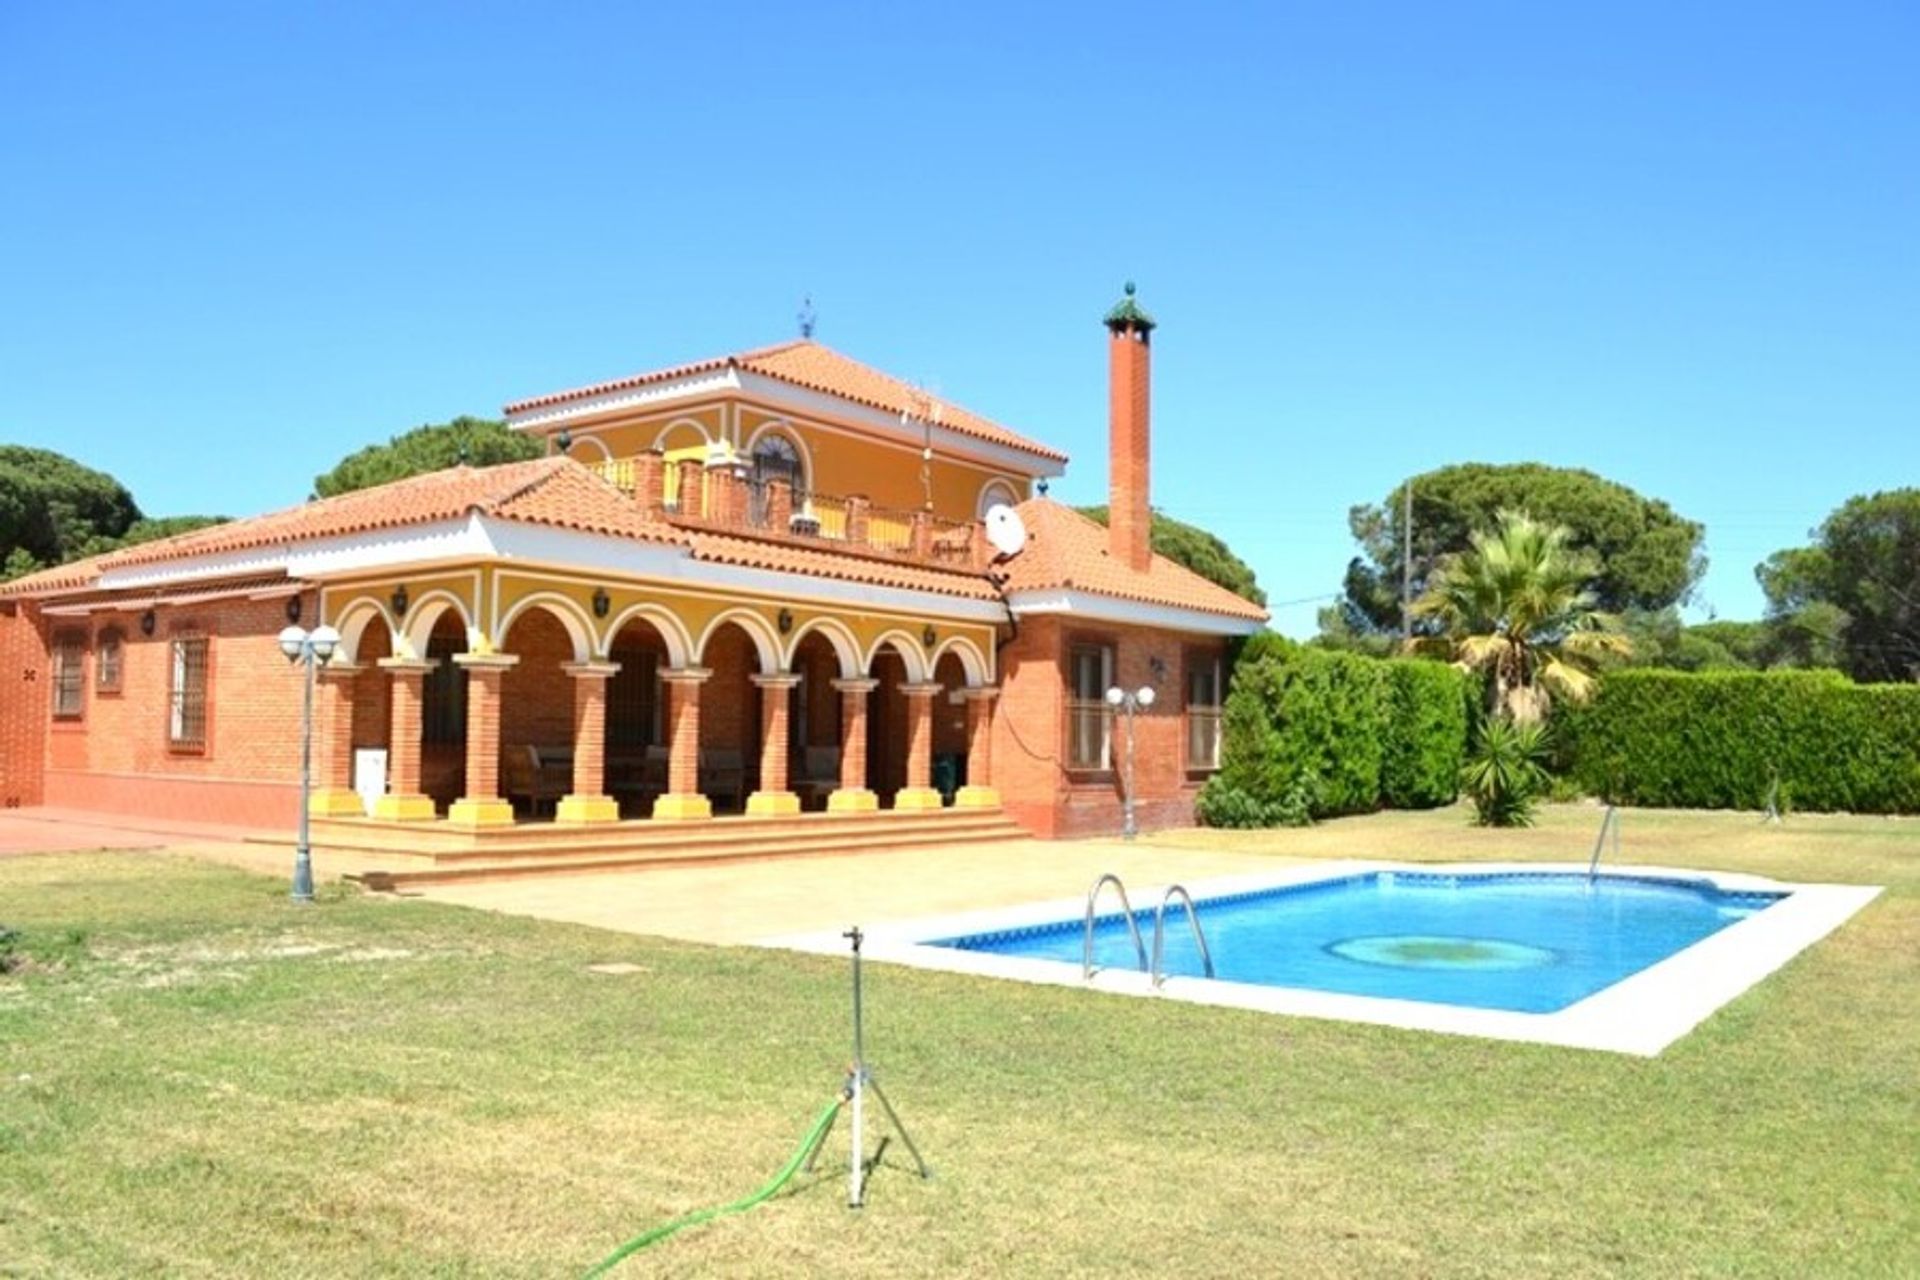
xmin=591 ymin=450 xmax=993 ymax=574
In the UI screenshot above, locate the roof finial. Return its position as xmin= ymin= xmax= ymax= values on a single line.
xmin=797 ymin=294 xmax=817 ymax=340
xmin=1104 ymin=280 xmax=1156 ymax=333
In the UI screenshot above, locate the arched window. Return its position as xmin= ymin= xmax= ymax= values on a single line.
xmin=751 ymin=433 xmax=805 ymax=492
xmin=977 ymin=479 xmax=1020 ymax=518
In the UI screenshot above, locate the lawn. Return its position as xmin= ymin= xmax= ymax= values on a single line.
xmin=2 ymin=807 xmax=1916 ymax=1278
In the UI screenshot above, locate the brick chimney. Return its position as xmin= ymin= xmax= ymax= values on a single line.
xmin=1104 ymin=281 xmax=1156 ymax=574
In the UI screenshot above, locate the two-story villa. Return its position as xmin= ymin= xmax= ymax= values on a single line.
xmin=0 ymin=290 xmax=1266 ymax=872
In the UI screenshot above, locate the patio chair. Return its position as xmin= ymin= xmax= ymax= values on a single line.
xmin=794 ymin=745 xmax=841 ymax=810
xmin=502 ymin=744 xmax=569 ymax=817
xmin=698 ymin=747 xmax=748 ymax=812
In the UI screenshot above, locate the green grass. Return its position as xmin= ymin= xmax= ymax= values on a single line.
xmin=2 ymin=808 xmax=1917 ymax=1278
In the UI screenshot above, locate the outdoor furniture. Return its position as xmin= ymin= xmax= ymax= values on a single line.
xmin=607 ymin=745 xmax=667 ymax=816
xmin=794 ymin=745 xmax=841 ymax=810
xmin=503 ymin=744 xmax=570 ymax=817
xmin=698 ymin=747 xmax=748 ymax=812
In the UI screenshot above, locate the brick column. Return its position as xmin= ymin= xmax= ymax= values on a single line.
xmin=894 ymin=682 xmax=945 ymax=811
xmin=675 ymin=458 xmax=702 ymax=517
xmin=746 ymin=672 xmax=802 ymax=816
xmin=309 ymin=664 xmax=368 ymax=816
xmin=558 ymin=661 xmax=621 ymax=824
xmin=448 ymin=654 xmax=518 ymax=827
xmin=955 ymin=687 xmax=1001 ymax=808
xmin=845 ymin=496 xmax=871 ymax=548
xmin=373 ymin=658 xmax=437 ymax=820
xmin=633 ymin=449 xmax=665 ymax=519
xmin=766 ymin=477 xmax=794 ymax=532
xmin=654 ymin=667 xmax=712 ymax=820
xmin=827 ymin=677 xmax=878 ymax=812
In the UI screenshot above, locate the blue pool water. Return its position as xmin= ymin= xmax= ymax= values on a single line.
xmin=930 ymin=872 xmax=1787 ymax=1014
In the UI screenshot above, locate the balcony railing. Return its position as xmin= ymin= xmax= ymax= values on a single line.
xmin=591 ymin=453 xmax=990 ymax=572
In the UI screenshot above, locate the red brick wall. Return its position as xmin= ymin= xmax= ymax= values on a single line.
xmin=994 ymin=614 xmax=1225 ymax=838
xmin=36 ymin=594 xmax=313 ymax=827
xmin=931 ymin=652 xmax=968 ymax=758
xmin=501 ymin=610 xmax=576 ymax=752
xmin=0 ymin=601 xmax=49 ymax=808
xmin=698 ymin=625 xmax=757 ymax=756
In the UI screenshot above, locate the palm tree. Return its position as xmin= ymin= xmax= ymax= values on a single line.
xmin=1408 ymin=509 xmax=1630 ymax=722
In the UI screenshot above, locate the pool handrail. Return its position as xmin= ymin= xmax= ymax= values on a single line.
xmin=1150 ymin=884 xmax=1216 ymax=988
xmin=1587 ymin=804 xmax=1620 ymax=881
xmin=1082 ymin=873 xmax=1149 ymax=979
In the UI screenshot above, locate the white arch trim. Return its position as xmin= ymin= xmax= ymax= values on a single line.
xmin=602 ymin=602 xmax=693 ymax=668
xmin=695 ymin=608 xmax=784 ymax=674
xmin=565 ymin=434 xmax=613 ymax=461
xmin=400 ymin=590 xmax=478 ymax=660
xmin=331 ymin=596 xmax=400 ymax=665
xmin=652 ymin=416 xmax=714 ymax=452
xmin=977 ymin=477 xmax=1021 ymax=519
xmin=865 ymin=629 xmax=930 ymax=683
xmin=784 ymin=616 xmax=863 ymax=679
xmin=495 ymin=592 xmax=597 ymax=665
xmin=930 ymin=635 xmax=991 ymax=687
xmin=742 ymin=419 xmax=814 ymax=492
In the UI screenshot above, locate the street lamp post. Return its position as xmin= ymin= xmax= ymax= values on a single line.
xmin=1104 ymin=683 xmax=1156 ymax=840
xmin=278 ymin=624 xmax=341 ymax=903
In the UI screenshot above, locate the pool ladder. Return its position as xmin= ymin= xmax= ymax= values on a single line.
xmin=1082 ymin=873 xmax=1216 ymax=988
xmin=1587 ymin=804 xmax=1620 ymax=881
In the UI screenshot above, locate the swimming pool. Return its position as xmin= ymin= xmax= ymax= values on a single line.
xmin=768 ymin=861 xmax=1880 ymax=1055
xmin=930 ymin=871 xmax=1786 ymax=1014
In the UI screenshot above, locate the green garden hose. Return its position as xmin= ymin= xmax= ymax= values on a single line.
xmin=580 ymin=1096 xmax=845 ymax=1278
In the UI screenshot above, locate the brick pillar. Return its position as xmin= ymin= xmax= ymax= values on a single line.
xmin=675 ymin=458 xmax=702 ymax=518
xmin=309 ymin=664 xmax=368 ymax=816
xmin=955 ymin=687 xmax=1001 ymax=808
xmin=746 ymin=672 xmax=802 ymax=816
xmin=767 ymin=476 xmax=793 ymax=532
xmin=845 ymin=496 xmax=871 ymax=547
xmin=655 ymin=667 xmax=712 ymax=820
xmin=828 ymin=677 xmax=878 ymax=812
xmin=705 ymin=460 xmax=738 ymax=525
xmin=910 ymin=510 xmax=933 ymax=560
xmin=448 ymin=654 xmax=518 ymax=827
xmin=558 ymin=661 xmax=621 ymax=823
xmin=373 ymin=658 xmax=437 ymax=820
xmin=633 ymin=449 xmax=665 ymax=519
xmin=895 ymin=682 xmax=944 ymax=811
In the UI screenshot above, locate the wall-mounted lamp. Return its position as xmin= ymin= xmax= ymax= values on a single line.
xmin=592 ymin=587 xmax=611 ymax=619
xmin=922 ymin=625 xmax=937 ymax=649
xmin=285 ymin=595 xmax=303 ymax=625
xmin=555 ymin=429 xmax=573 ymax=454
xmin=777 ymin=608 xmax=794 ymax=635
xmin=140 ymin=609 xmax=156 ymax=637
xmin=390 ymin=585 xmax=409 ymax=618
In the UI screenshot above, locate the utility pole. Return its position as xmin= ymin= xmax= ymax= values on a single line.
xmin=1401 ymin=481 xmax=1413 ymax=645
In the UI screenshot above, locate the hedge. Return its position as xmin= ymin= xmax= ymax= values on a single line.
xmin=1561 ymin=669 xmax=1920 ymax=813
xmin=1199 ymin=641 xmax=1469 ymax=825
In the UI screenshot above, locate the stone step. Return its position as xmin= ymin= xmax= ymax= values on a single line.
xmin=349 ymin=821 xmax=1028 ymax=890
xmin=416 ymin=814 xmax=1025 ymax=865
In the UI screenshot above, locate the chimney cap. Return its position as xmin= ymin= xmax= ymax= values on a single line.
xmin=1103 ymin=280 xmax=1157 ymax=334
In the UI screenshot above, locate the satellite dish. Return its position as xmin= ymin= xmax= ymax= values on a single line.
xmin=984 ymin=504 xmax=1028 ymax=559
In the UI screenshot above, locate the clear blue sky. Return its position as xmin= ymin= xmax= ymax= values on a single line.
xmin=4 ymin=2 xmax=1914 ymax=633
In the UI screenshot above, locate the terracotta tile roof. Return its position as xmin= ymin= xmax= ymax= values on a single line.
xmin=504 ymin=339 xmax=1069 ymax=465
xmin=0 ymin=459 xmax=684 ymax=596
xmin=686 ymin=530 xmax=1003 ymax=602
xmin=997 ymin=500 xmax=1269 ymax=623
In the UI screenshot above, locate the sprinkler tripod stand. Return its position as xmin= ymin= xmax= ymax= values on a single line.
xmin=805 ymin=925 xmax=931 ymax=1208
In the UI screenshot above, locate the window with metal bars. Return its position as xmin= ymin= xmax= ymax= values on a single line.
xmin=169 ymin=636 xmax=209 ymax=749
xmin=1185 ymin=653 xmax=1223 ymax=771
xmin=422 ymin=633 xmax=468 ymax=746
xmin=52 ymin=632 xmax=85 ymax=718
xmin=1065 ymin=643 xmax=1113 ymax=770
xmin=96 ymin=628 xmax=124 ymax=693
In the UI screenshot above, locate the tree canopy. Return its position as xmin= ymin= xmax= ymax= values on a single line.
xmin=313 ymin=416 xmax=543 ymax=498
xmin=1760 ymin=488 xmax=1920 ymax=682
xmin=1332 ymin=463 xmax=1705 ymax=638
xmin=0 ymin=447 xmax=229 ymax=582
xmin=1075 ymin=505 xmax=1267 ymax=606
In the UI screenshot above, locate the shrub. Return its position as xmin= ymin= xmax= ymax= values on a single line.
xmin=1195 ymin=775 xmax=1318 ymax=828
xmin=1561 ymin=670 xmax=1920 ymax=813
xmin=1462 ymin=718 xmax=1552 ymax=827
xmin=1380 ymin=660 xmax=1471 ymax=808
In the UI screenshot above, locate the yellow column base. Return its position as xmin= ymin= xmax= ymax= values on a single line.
xmin=371 ymin=793 xmax=436 ymax=822
xmin=308 ymin=788 xmax=369 ymax=818
xmin=447 ymin=797 xmax=516 ymax=828
xmin=893 ymin=786 xmax=944 ymax=811
xmin=746 ymin=791 xmax=801 ymax=817
xmin=652 ymin=792 xmax=713 ymax=821
xmin=556 ymin=794 xmax=621 ymax=824
xmin=954 ymin=785 xmax=1001 ymax=809
xmin=827 ymin=788 xmax=878 ymax=813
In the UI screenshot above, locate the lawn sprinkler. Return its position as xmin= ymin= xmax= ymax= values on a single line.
xmin=807 ymin=925 xmax=931 ymax=1208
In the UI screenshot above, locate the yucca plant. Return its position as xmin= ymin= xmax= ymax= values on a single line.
xmin=1461 ymin=716 xmax=1552 ymax=827
xmin=1408 ymin=509 xmax=1632 ymax=723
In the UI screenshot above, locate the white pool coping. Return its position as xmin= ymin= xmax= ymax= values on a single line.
xmin=761 ymin=862 xmax=1883 ymax=1057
